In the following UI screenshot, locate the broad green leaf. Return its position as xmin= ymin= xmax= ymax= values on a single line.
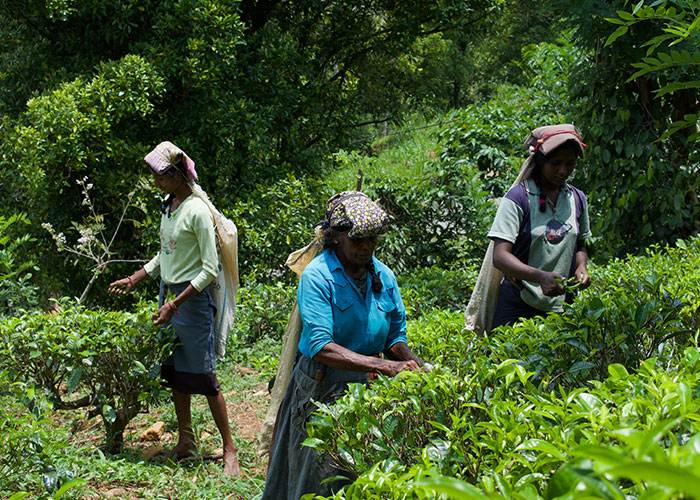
xmin=102 ymin=404 xmax=117 ymax=424
xmin=606 ymin=462 xmax=700 ymax=497
xmin=415 ymin=476 xmax=489 ymax=499
xmin=605 ymin=25 xmax=629 ymax=47
xmin=608 ymin=364 xmax=629 ymax=379
xmin=639 ymin=418 xmax=681 ymax=457
xmin=52 ymin=478 xmax=86 ymax=499
xmin=65 ymin=367 xmax=83 ymax=394
xmin=546 ymin=462 xmax=621 ymax=500
xmin=617 ymin=10 xmax=635 ymax=21
xmin=516 ymin=439 xmax=566 ymax=461
xmin=302 ymin=437 xmax=324 ymax=448
xmin=570 ymin=361 xmax=595 ymax=375
xmin=570 ymin=444 xmax=625 ymax=468
xmin=8 ymin=493 xmax=31 ymax=500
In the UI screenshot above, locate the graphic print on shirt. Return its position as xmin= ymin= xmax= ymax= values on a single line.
xmin=160 ymin=226 xmax=178 ymax=255
xmin=545 ymin=219 xmax=572 ymax=244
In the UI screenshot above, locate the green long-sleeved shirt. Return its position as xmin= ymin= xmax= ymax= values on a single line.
xmin=144 ymin=195 xmax=218 ymax=291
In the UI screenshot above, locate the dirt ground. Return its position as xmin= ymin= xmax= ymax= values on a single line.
xmin=55 ymin=365 xmax=272 ymax=498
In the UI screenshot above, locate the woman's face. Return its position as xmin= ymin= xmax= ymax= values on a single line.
xmin=152 ymin=171 xmax=182 ymax=194
xmin=335 ymin=233 xmax=378 ymax=270
xmin=541 ymin=147 xmax=578 ymax=188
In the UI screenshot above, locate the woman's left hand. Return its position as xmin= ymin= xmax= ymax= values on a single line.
xmin=574 ymin=265 xmax=591 ymax=289
xmin=152 ymin=302 xmax=177 ymax=325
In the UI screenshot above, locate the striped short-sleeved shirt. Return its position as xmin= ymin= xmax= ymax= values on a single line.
xmin=488 ymin=178 xmax=592 ymax=312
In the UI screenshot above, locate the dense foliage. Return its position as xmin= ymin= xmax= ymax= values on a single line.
xmin=0 ymin=213 xmax=39 ymax=316
xmin=1 ymin=0 xmax=699 ymax=497
xmin=0 ymin=0 xmax=512 ymax=302
xmin=305 ymin=237 xmax=700 ymax=499
xmin=559 ymin=0 xmax=700 ymax=257
xmin=0 ymin=372 xmax=83 ymax=499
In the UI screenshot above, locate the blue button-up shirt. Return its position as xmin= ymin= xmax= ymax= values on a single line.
xmin=297 ymin=248 xmax=408 ymax=359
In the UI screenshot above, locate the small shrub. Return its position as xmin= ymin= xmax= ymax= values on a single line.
xmin=0 ymin=213 xmax=39 ymax=316
xmin=306 ymin=237 xmax=700 ymax=500
xmin=483 ymin=236 xmax=700 ymax=388
xmin=309 ymin=350 xmax=700 ymax=500
xmin=0 ymin=299 xmax=173 ymax=452
xmin=0 ymin=374 xmax=83 ymax=499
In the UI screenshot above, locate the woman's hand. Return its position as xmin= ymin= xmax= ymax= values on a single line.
xmin=378 ymin=359 xmax=421 ymax=377
xmin=574 ymin=265 xmax=591 ymax=289
xmin=538 ymin=270 xmax=566 ymax=296
xmin=108 ymin=269 xmax=147 ymax=296
xmin=152 ymin=301 xmax=178 ymax=325
xmin=108 ymin=278 xmax=133 ymax=296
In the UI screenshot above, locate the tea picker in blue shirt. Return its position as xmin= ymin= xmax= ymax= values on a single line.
xmin=261 ymin=191 xmax=429 ymax=500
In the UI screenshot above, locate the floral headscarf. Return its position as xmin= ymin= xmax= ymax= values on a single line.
xmin=144 ymin=141 xmax=198 ymax=181
xmin=321 ymin=191 xmax=389 ymax=238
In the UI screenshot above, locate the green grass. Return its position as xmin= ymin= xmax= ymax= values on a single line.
xmin=325 ymin=113 xmax=445 ymax=194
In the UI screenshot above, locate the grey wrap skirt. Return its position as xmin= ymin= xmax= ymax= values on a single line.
xmin=261 ymin=354 xmax=369 ymax=500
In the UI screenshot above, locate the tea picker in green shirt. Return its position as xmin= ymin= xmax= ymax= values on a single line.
xmin=108 ymin=141 xmax=240 ymax=477
xmin=488 ymin=124 xmax=593 ymax=328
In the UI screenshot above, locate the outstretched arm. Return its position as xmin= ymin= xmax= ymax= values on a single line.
xmin=108 ymin=268 xmax=149 ymax=296
xmin=314 ymin=342 xmax=420 ymax=377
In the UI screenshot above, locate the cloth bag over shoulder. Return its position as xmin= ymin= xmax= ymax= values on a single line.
xmin=464 ymin=156 xmax=534 ymax=334
xmin=191 ymin=182 xmax=239 ymax=361
xmin=258 ymin=227 xmax=324 ymax=454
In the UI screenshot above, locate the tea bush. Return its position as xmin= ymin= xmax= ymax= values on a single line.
xmin=404 ymin=237 xmax=700 ymax=389
xmin=0 ymin=213 xmax=39 ymax=317
xmin=305 ymin=237 xmax=700 ymax=499
xmin=0 ymin=300 xmax=173 ymax=452
xmin=483 ymin=237 xmax=700 ymax=388
xmin=309 ymin=351 xmax=700 ymax=500
xmin=0 ymin=374 xmax=83 ymax=499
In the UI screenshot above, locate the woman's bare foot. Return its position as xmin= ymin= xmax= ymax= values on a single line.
xmin=162 ymin=440 xmax=197 ymax=461
xmin=223 ymin=448 xmax=241 ymax=477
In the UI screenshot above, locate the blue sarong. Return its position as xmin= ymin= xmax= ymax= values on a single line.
xmin=159 ymin=281 xmax=217 ymax=375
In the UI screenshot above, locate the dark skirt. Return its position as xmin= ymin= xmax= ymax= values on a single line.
xmin=160 ymin=365 xmax=221 ymax=397
xmin=159 ymin=281 xmax=220 ymax=396
xmin=492 ymin=280 xmax=545 ymax=329
xmin=261 ymin=354 xmax=369 ymax=500
xmin=492 ymin=279 xmax=574 ymax=329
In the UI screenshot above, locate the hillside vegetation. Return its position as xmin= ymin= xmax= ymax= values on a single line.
xmin=0 ymin=0 xmax=699 ymax=498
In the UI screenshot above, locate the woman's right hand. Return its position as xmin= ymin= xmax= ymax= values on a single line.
xmin=379 ymin=359 xmax=421 ymax=377
xmin=108 ymin=278 xmax=133 ymax=296
xmin=538 ymin=270 xmax=566 ymax=296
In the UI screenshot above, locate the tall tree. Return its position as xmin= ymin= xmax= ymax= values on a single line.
xmin=554 ymin=0 xmax=699 ymax=257
xmin=0 ymin=0 xmax=501 ymax=300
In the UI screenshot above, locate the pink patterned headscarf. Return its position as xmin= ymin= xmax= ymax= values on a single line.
xmin=144 ymin=141 xmax=198 ymax=181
